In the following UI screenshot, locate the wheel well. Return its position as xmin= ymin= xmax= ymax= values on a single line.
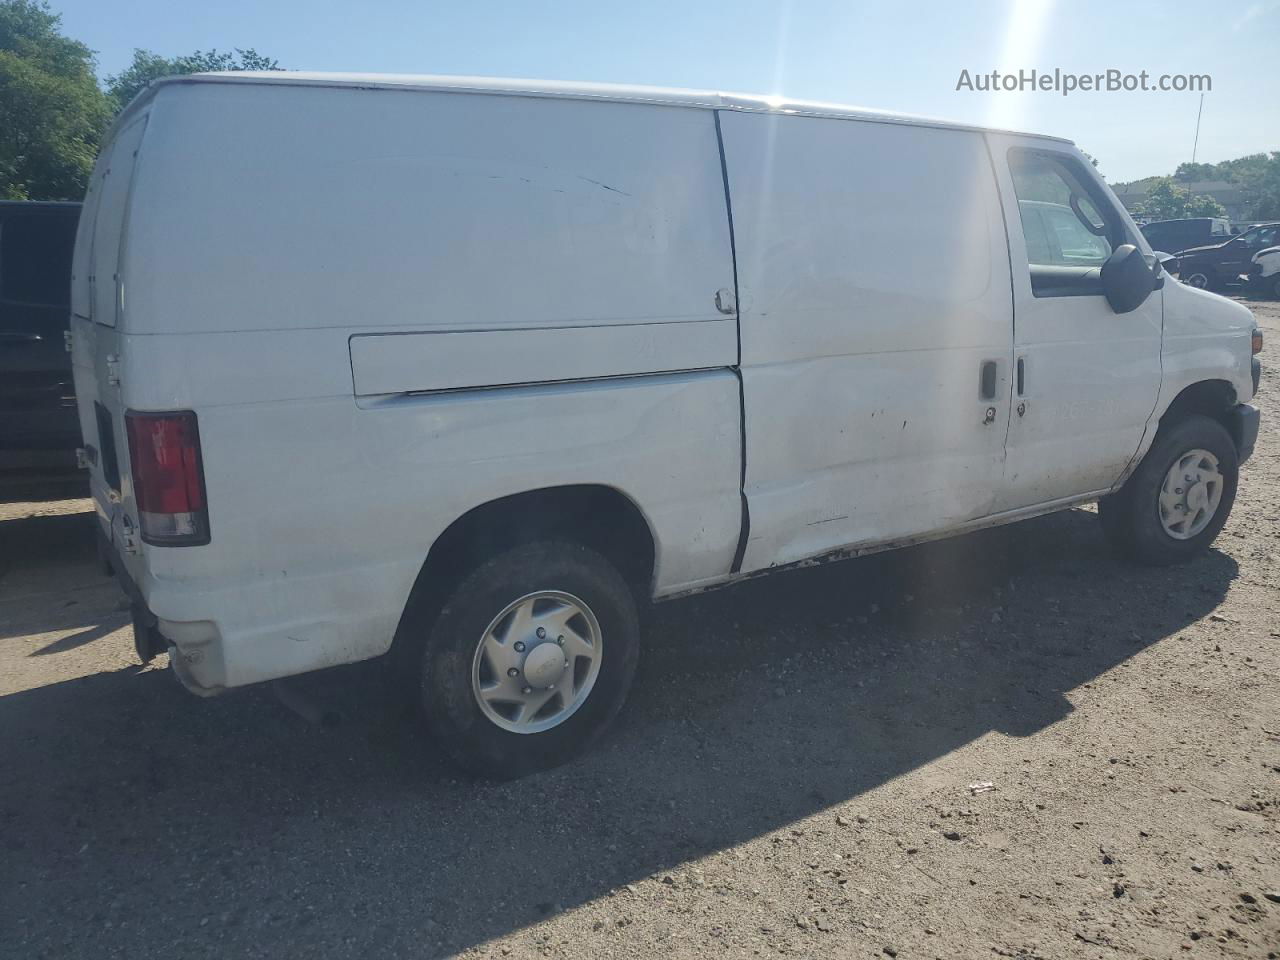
xmin=394 ymin=485 xmax=657 ymax=651
xmin=1158 ymin=379 xmax=1238 ymax=443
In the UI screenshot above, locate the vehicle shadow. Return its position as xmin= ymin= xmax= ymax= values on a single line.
xmin=0 ymin=472 xmax=88 ymax=505
xmin=0 ymin=507 xmax=1238 ymax=957
xmin=0 ymin=508 xmax=114 ymax=640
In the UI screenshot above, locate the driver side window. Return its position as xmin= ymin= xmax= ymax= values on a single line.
xmin=1010 ymin=149 xmax=1115 ymax=269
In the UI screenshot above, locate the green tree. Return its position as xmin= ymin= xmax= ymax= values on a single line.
xmin=1230 ymin=152 xmax=1280 ymax=220
xmin=106 ymin=47 xmax=279 ymax=111
xmin=0 ymin=0 xmax=111 ymax=200
xmin=1134 ymin=178 xmax=1190 ymax=220
xmin=1184 ymin=193 xmax=1227 ymax=218
xmin=1135 ymin=178 xmax=1227 ymax=220
xmin=1119 ymin=152 xmax=1280 ymax=222
xmin=1173 ymin=161 xmax=1216 ymax=182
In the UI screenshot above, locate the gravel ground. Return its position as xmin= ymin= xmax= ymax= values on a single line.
xmin=2 ymin=298 xmax=1278 ymax=960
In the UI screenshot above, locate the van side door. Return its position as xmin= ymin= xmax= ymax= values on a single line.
xmin=719 ymin=112 xmax=1014 ymax=571
xmin=986 ymin=135 xmax=1162 ymax=512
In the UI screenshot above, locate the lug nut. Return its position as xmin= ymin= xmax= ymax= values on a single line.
xmin=507 ymin=668 xmax=519 ymax=677
xmin=513 ymin=641 xmax=526 ymax=653
xmin=556 ymin=635 xmax=565 ymax=645
xmin=536 ymin=627 xmax=546 ymax=639
xmin=1175 ymin=488 xmax=1183 ymax=494
xmin=521 ymin=686 xmax=532 ymax=695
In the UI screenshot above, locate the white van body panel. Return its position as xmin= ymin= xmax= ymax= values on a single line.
xmin=348 ymin=321 xmax=735 ymax=396
xmin=126 ymin=84 xmax=735 ymax=338
xmin=183 ymin=71 xmax=1075 ymax=143
xmin=142 ymin=372 xmax=742 ymax=692
xmin=1157 ymin=282 xmax=1257 ymax=409
xmin=720 ymin=112 xmax=1014 ymax=571
xmin=69 ymin=73 xmax=1257 ymax=696
xmin=71 ymin=79 xmax=745 ymax=692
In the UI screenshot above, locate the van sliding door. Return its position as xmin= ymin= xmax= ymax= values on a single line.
xmin=719 ymin=111 xmax=1015 ymax=571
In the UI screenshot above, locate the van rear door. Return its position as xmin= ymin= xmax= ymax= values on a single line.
xmin=70 ymin=114 xmax=148 ymax=559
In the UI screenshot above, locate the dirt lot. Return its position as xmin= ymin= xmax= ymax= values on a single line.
xmin=2 ymin=299 xmax=1278 ymax=960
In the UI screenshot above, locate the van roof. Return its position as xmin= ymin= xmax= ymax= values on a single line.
xmin=142 ymin=71 xmax=1073 ymax=145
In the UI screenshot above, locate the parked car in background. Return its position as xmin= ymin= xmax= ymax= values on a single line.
xmin=0 ymin=201 xmax=83 ymax=484
xmin=74 ymin=73 xmax=1261 ymax=778
xmin=1249 ymin=245 xmax=1280 ymax=298
xmin=1140 ymin=217 xmax=1231 ymax=254
xmin=1177 ymin=222 xmax=1280 ymax=290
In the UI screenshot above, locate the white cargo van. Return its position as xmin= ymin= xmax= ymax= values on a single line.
xmin=72 ymin=73 xmax=1261 ymax=777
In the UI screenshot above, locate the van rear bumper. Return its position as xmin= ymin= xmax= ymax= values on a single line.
xmin=96 ymin=525 xmax=221 ymax=693
xmin=1231 ymin=403 xmax=1260 ymax=465
xmin=98 ymin=525 xmax=411 ymax=694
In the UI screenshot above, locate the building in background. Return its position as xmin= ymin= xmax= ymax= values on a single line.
xmin=1113 ymin=180 xmax=1256 ymax=227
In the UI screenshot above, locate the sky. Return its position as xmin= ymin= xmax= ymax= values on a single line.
xmin=55 ymin=0 xmax=1279 ymax=184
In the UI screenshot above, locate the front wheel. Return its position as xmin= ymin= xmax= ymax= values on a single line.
xmin=414 ymin=541 xmax=640 ymax=779
xmin=1099 ymin=414 xmax=1238 ymax=565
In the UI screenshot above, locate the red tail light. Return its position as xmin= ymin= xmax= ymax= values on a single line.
xmin=125 ymin=410 xmax=210 ymax=546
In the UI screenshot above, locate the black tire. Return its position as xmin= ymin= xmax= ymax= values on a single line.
xmin=412 ymin=540 xmax=639 ymax=779
xmin=1098 ymin=414 xmax=1238 ymax=565
xmin=1183 ymin=270 xmax=1212 ymax=290
xmin=1271 ymin=274 xmax=1280 ymax=300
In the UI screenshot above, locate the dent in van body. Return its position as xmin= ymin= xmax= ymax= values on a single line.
xmin=136 ymin=372 xmax=742 ymax=690
xmin=86 ymin=79 xmax=748 ymax=690
xmin=1097 ymin=282 xmax=1257 ymax=485
xmin=718 ymin=111 xmax=1016 ymax=571
xmin=1157 ymin=282 xmax=1257 ymax=411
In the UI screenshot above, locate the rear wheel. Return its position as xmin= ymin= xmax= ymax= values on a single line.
xmin=1099 ymin=414 xmax=1238 ymax=565
xmin=412 ymin=540 xmax=640 ymax=779
xmin=1183 ymin=270 xmax=1212 ymax=290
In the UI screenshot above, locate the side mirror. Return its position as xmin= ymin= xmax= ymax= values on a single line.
xmin=1101 ymin=243 xmax=1157 ymax=314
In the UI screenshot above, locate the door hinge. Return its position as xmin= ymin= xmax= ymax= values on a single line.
xmin=64 ymin=330 xmax=73 ymax=353
xmin=106 ymin=354 xmax=120 ymax=387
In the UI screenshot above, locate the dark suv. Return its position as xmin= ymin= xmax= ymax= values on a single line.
xmin=1176 ymin=221 xmax=1280 ymax=290
xmin=0 ymin=201 xmax=83 ymax=481
xmin=1140 ymin=217 xmax=1231 ymax=255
